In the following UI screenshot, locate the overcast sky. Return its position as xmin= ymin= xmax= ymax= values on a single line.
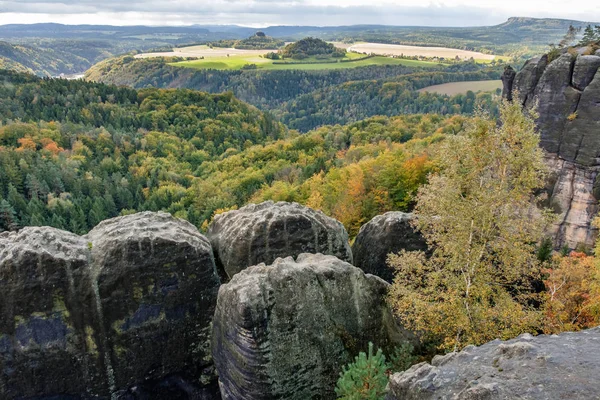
xmin=0 ymin=0 xmax=598 ymax=27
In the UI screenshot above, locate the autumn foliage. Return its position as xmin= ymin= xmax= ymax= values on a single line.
xmin=543 ymin=251 xmax=600 ymax=333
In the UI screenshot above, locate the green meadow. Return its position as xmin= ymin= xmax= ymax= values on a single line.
xmin=169 ymin=53 xmax=444 ymax=71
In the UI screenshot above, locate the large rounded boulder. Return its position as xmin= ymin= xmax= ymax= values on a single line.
xmin=207 ymin=201 xmax=353 ymax=279
xmin=212 ymin=253 xmax=408 ymax=400
xmin=0 ymin=227 xmax=99 ymax=398
xmin=0 ymin=212 xmax=222 ymax=399
xmin=352 ymin=212 xmax=427 ymax=282
xmin=85 ymin=212 xmax=221 ymax=397
xmin=387 ymin=328 xmax=600 ymax=400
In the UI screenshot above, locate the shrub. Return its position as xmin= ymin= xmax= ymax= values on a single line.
xmin=335 ymin=342 xmax=388 ymax=400
xmin=388 ymin=342 xmax=417 ymax=373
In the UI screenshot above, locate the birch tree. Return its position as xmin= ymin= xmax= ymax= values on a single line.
xmin=388 ymin=99 xmax=551 ymax=351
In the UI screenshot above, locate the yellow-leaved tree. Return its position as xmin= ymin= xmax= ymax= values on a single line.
xmin=388 ymin=99 xmax=552 ymax=352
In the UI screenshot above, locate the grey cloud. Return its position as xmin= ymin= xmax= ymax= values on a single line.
xmin=0 ymin=0 xmax=597 ymax=26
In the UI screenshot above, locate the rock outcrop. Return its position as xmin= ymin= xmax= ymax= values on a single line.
xmin=504 ymin=49 xmax=600 ymax=249
xmin=207 ymin=201 xmax=353 ymax=279
xmin=352 ymin=212 xmax=427 ymax=282
xmin=0 ymin=212 xmax=221 ymax=399
xmin=387 ymin=327 xmax=600 ymax=400
xmin=500 ymin=65 xmax=516 ymax=101
xmin=212 ymin=253 xmax=407 ymax=400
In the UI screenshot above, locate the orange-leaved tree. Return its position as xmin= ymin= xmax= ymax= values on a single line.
xmin=543 ymin=249 xmax=600 ymax=333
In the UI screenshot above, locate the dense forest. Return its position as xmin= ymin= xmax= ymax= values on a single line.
xmin=207 ymin=32 xmax=285 ymax=50
xmin=0 ymin=69 xmax=466 ymax=236
xmin=275 ymin=69 xmax=501 ymax=131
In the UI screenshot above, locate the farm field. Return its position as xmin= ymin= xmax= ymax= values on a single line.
xmin=134 ymin=42 xmax=451 ymax=70
xmin=134 ymin=45 xmax=268 ymax=59
xmin=348 ymin=43 xmax=497 ymax=61
xmin=418 ymin=80 xmax=503 ymax=95
xmin=169 ymin=54 xmax=443 ymax=70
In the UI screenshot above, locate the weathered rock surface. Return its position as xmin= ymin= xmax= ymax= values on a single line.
xmin=207 ymin=201 xmax=353 ymax=279
xmin=545 ymin=154 xmax=600 ymax=249
xmin=212 ymin=253 xmax=407 ymax=400
xmin=500 ymin=65 xmax=516 ymax=101
xmin=352 ymin=212 xmax=427 ymax=282
xmin=572 ymin=55 xmax=600 ymax=91
xmin=513 ymin=54 xmax=548 ymax=107
xmin=0 ymin=227 xmax=96 ymax=398
xmin=507 ymin=49 xmax=600 ymax=249
xmin=387 ymin=327 xmax=600 ymax=400
xmin=0 ymin=212 xmax=221 ymax=399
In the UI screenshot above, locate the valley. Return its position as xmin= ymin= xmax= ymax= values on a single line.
xmin=1 ymin=10 xmax=600 ymax=400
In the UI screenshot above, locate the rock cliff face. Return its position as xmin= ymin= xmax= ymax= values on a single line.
xmin=0 ymin=212 xmax=221 ymax=399
xmin=505 ymin=50 xmax=600 ymax=249
xmin=352 ymin=212 xmax=427 ymax=282
xmin=212 ymin=253 xmax=407 ymax=400
xmin=387 ymin=327 xmax=600 ymax=400
xmin=207 ymin=201 xmax=353 ymax=280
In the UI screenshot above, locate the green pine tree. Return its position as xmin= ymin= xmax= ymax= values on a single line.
xmin=335 ymin=342 xmax=389 ymax=400
xmin=0 ymin=199 xmax=19 ymax=232
xmin=579 ymin=25 xmax=597 ymax=46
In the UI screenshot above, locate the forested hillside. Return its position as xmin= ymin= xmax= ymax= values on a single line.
xmin=0 ymin=69 xmax=464 ymax=235
xmin=274 ymin=69 xmax=501 ymax=130
xmin=87 ymin=56 xmax=502 ymax=131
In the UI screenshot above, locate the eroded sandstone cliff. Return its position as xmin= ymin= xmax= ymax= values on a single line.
xmin=505 ymin=50 xmax=600 ymax=249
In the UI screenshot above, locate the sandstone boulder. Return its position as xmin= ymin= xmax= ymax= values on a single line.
xmin=212 ymin=253 xmax=407 ymax=400
xmin=352 ymin=212 xmax=427 ymax=282
xmin=207 ymin=201 xmax=353 ymax=279
xmin=0 ymin=227 xmax=96 ymax=398
xmin=387 ymin=328 xmax=600 ymax=400
xmin=85 ymin=212 xmax=221 ymax=397
xmin=0 ymin=212 xmax=221 ymax=399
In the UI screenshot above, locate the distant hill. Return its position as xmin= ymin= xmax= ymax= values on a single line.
xmin=0 ymin=17 xmax=598 ymax=75
xmin=234 ymin=32 xmax=285 ymax=50
xmin=280 ymin=37 xmax=345 ymax=59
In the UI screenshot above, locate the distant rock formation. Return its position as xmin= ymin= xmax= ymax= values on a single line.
xmin=0 ymin=212 xmax=221 ymax=399
xmin=207 ymin=201 xmax=353 ymax=280
xmin=212 ymin=253 xmax=408 ymax=400
xmin=387 ymin=327 xmax=600 ymax=400
xmin=504 ymin=49 xmax=600 ymax=249
xmin=352 ymin=212 xmax=427 ymax=282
